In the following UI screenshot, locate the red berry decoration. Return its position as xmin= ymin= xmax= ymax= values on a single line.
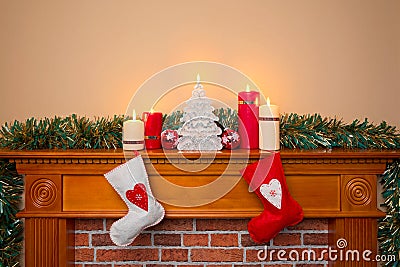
xmin=161 ymin=129 xmax=179 ymax=149
xmin=221 ymin=129 xmax=240 ymax=150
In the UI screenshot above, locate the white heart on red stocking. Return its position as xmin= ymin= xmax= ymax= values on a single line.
xmin=260 ymin=178 xmax=282 ymax=209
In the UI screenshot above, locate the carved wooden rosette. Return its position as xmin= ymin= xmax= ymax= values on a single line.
xmin=344 ymin=176 xmax=375 ymax=208
xmin=26 ymin=175 xmax=61 ymax=211
xmin=1 ymin=149 xmax=399 ymax=267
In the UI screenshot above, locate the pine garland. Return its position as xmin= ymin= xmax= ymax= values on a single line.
xmin=0 ymin=114 xmax=124 ymax=150
xmin=214 ymin=108 xmax=238 ymax=132
xmin=162 ymin=110 xmax=184 ymax=131
xmin=1 ymin=112 xmax=398 ymax=150
xmin=0 ymin=160 xmax=23 ymax=267
xmin=379 ymin=160 xmax=400 ymax=266
xmin=280 ymin=113 xmax=400 ymax=149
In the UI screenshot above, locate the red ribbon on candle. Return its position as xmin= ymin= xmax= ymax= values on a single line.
xmin=238 ymin=90 xmax=260 ymax=149
xmin=143 ymin=111 xmax=163 ymax=149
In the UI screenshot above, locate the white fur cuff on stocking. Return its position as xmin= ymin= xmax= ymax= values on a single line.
xmin=104 ymin=155 xmax=165 ymax=246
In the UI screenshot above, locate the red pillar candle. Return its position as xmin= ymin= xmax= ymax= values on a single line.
xmin=238 ymin=85 xmax=260 ymax=149
xmin=143 ymin=110 xmax=163 ymax=149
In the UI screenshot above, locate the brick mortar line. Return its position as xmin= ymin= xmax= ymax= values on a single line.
xmin=103 ymin=218 xmax=107 ymax=231
xmin=74 ymin=261 xmax=304 ymax=266
xmin=263 ymin=264 xmax=295 ymax=267
xmin=93 ymin=244 xmax=97 ymax=262
xmin=187 ymin=246 xmax=192 ymax=263
xmin=263 ymin=262 xmax=329 ymax=265
xmin=76 ymin=230 xmax=328 ymax=235
xmin=300 ymin=231 xmax=304 ymax=247
xmin=75 ymin=230 xmax=109 ymax=234
xmin=151 ymin=231 xmax=155 ymax=246
xmin=75 ymin=230 xmax=328 ymax=233
xmin=238 ymin=234 xmax=247 ymax=247
xmin=293 ymin=264 xmax=328 ymax=267
xmin=74 ymin=261 xmax=244 ymax=265
xmin=243 ymin=247 xmax=248 ymax=262
xmin=74 ymin=259 xmax=328 ymax=266
xmin=301 ymin=262 xmax=330 ymax=264
xmin=74 ymin=242 xmax=329 ymax=248
xmin=283 ymin=230 xmax=329 ymax=233
xmin=266 ymin=263 xmax=328 ymax=267
xmin=143 ymin=230 xmax=251 ymax=234
xmin=74 ymin=244 xmax=330 ymax=249
xmin=74 ymin=259 xmax=329 ymax=265
xmin=247 ymin=245 xmax=329 ymax=249
xmin=180 ymin=232 xmax=184 ymax=249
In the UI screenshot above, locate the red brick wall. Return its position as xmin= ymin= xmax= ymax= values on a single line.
xmin=74 ymin=218 xmax=328 ymax=267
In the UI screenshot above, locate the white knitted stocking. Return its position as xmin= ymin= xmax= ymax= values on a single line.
xmin=104 ymin=155 xmax=165 ymax=246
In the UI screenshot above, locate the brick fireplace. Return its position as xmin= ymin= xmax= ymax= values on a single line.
xmin=74 ymin=218 xmax=329 ymax=266
xmin=1 ymin=148 xmax=396 ymax=267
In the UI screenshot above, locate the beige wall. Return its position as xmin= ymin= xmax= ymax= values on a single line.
xmin=1 ymin=0 xmax=399 ymax=127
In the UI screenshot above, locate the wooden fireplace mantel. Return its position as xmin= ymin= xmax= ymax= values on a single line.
xmin=1 ymin=148 xmax=399 ymax=267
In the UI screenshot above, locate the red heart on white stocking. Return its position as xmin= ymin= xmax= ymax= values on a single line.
xmin=260 ymin=179 xmax=282 ymax=209
xmin=126 ymin=183 xmax=148 ymax=211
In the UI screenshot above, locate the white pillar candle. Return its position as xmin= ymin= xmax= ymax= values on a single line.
xmin=123 ymin=110 xmax=145 ymax=150
xmin=259 ymin=98 xmax=280 ymax=150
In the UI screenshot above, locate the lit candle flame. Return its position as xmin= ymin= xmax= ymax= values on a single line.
xmin=267 ymin=97 xmax=271 ymax=106
xmin=150 ymin=108 xmax=154 ymax=113
xmin=246 ymin=84 xmax=250 ymax=92
xmin=194 ymin=74 xmax=203 ymax=90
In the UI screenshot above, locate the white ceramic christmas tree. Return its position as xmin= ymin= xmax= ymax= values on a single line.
xmin=177 ymin=75 xmax=223 ymax=151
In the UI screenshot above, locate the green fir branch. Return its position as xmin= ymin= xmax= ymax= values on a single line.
xmin=378 ymin=160 xmax=400 ymax=266
xmin=213 ymin=108 xmax=238 ymax=131
xmin=280 ymin=113 xmax=332 ymax=149
xmin=162 ymin=110 xmax=184 ymax=131
xmin=0 ymin=160 xmax=24 ymax=267
xmin=280 ymin=114 xmax=400 ymax=149
xmin=0 ymin=115 xmax=125 ymax=150
xmin=2 ymin=112 xmax=398 ymax=151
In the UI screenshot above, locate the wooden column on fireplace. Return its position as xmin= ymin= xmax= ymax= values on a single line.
xmin=0 ymin=149 xmax=397 ymax=267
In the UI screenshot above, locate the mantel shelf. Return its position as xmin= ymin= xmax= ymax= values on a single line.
xmin=0 ymin=148 xmax=397 ymax=219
